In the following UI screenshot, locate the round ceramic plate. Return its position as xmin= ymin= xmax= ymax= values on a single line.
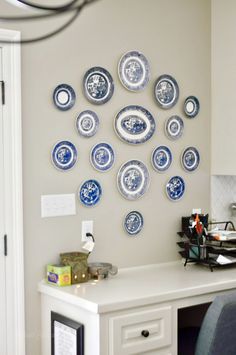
xmin=90 ymin=142 xmax=115 ymax=172
xmin=181 ymin=147 xmax=200 ymax=172
xmin=184 ymin=96 xmax=200 ymax=118
xmin=51 ymin=140 xmax=77 ymax=170
xmin=83 ymin=66 xmax=114 ymax=105
xmin=154 ymin=74 xmax=179 ymax=109
xmin=114 ymin=105 xmax=156 ymax=144
xmin=118 ymin=50 xmax=150 ymax=91
xmin=151 ymin=145 xmax=172 ymax=172
xmin=166 ymin=176 xmax=185 ymax=201
xmin=124 ymin=211 xmax=144 ymax=235
xmin=76 ymin=110 xmax=99 ymax=137
xmin=165 ymin=115 xmax=184 ymax=140
xmin=79 ymin=179 xmax=102 ymax=207
xmin=53 ymin=84 xmax=76 ymax=111
xmin=117 ymin=160 xmax=150 ymax=200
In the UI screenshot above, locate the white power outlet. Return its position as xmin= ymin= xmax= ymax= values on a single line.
xmin=81 ymin=220 xmax=93 ymax=242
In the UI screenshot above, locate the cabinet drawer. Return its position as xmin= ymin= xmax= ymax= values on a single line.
xmin=109 ymin=305 xmax=172 ymax=355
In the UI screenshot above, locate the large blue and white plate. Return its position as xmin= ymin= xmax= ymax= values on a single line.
xmin=114 ymin=105 xmax=156 ymax=144
xmin=53 ymin=84 xmax=76 ymax=111
xmin=154 ymin=74 xmax=179 ymax=109
xmin=181 ymin=147 xmax=200 ymax=172
xmin=83 ymin=67 xmax=114 ymax=105
xmin=184 ymin=96 xmax=200 ymax=118
xmin=166 ymin=176 xmax=185 ymax=201
xmin=117 ymin=160 xmax=150 ymax=200
xmin=76 ymin=110 xmax=99 ymax=137
xmin=124 ymin=211 xmax=144 ymax=235
xmin=118 ymin=50 xmax=150 ymax=91
xmin=79 ymin=179 xmax=102 ymax=207
xmin=151 ymin=145 xmax=172 ymax=172
xmin=51 ymin=141 xmax=77 ymax=171
xmin=90 ymin=142 xmax=115 ymax=172
xmin=165 ymin=115 xmax=184 ymax=140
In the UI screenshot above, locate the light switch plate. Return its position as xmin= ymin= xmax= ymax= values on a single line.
xmin=192 ymin=208 xmax=202 ymax=215
xmin=41 ymin=194 xmax=76 ymax=218
xmin=81 ymin=220 xmax=93 ymax=242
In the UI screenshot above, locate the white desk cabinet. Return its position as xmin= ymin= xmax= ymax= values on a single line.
xmin=39 ymin=262 xmax=236 ymax=355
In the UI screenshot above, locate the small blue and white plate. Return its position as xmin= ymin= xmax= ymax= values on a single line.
xmin=124 ymin=211 xmax=144 ymax=235
xmin=76 ymin=110 xmax=99 ymax=137
xmin=90 ymin=142 xmax=115 ymax=172
xmin=83 ymin=67 xmax=114 ymax=105
xmin=154 ymin=74 xmax=179 ymax=109
xmin=51 ymin=141 xmax=77 ymax=171
xmin=165 ymin=115 xmax=184 ymax=140
xmin=79 ymin=179 xmax=102 ymax=207
xmin=151 ymin=146 xmax=172 ymax=172
xmin=181 ymin=147 xmax=200 ymax=172
xmin=53 ymin=84 xmax=76 ymax=111
xmin=184 ymin=96 xmax=200 ymax=118
xmin=166 ymin=176 xmax=185 ymax=201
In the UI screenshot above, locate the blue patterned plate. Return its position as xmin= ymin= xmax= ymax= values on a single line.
xmin=76 ymin=110 xmax=99 ymax=137
xmin=184 ymin=96 xmax=200 ymax=118
xmin=90 ymin=142 xmax=115 ymax=172
xmin=181 ymin=147 xmax=200 ymax=172
xmin=165 ymin=115 xmax=184 ymax=140
xmin=151 ymin=145 xmax=172 ymax=172
xmin=166 ymin=176 xmax=185 ymax=201
xmin=79 ymin=179 xmax=102 ymax=207
xmin=51 ymin=141 xmax=77 ymax=170
xmin=117 ymin=160 xmax=150 ymax=200
xmin=83 ymin=67 xmax=114 ymax=105
xmin=53 ymin=84 xmax=76 ymax=111
xmin=124 ymin=211 xmax=144 ymax=235
xmin=154 ymin=74 xmax=179 ymax=109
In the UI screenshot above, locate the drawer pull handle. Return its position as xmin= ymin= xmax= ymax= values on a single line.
xmin=141 ymin=330 xmax=150 ymax=338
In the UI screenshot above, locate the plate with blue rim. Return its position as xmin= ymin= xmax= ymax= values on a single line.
xmin=184 ymin=96 xmax=200 ymax=118
xmin=124 ymin=211 xmax=144 ymax=235
xmin=181 ymin=146 xmax=200 ymax=172
xmin=117 ymin=160 xmax=150 ymax=200
xmin=79 ymin=179 xmax=102 ymax=207
xmin=76 ymin=110 xmax=99 ymax=137
xmin=51 ymin=140 xmax=77 ymax=171
xmin=165 ymin=115 xmax=184 ymax=140
xmin=151 ymin=145 xmax=172 ymax=172
xmin=114 ymin=105 xmax=156 ymax=144
xmin=90 ymin=142 xmax=115 ymax=172
xmin=154 ymin=74 xmax=179 ymax=109
xmin=118 ymin=50 xmax=150 ymax=91
xmin=166 ymin=176 xmax=185 ymax=201
xmin=83 ymin=66 xmax=114 ymax=105
xmin=53 ymin=84 xmax=76 ymax=111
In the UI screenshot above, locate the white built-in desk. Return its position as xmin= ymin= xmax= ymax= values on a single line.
xmin=39 ymin=261 xmax=236 ymax=355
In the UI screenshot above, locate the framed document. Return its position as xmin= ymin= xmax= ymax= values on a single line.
xmin=51 ymin=312 xmax=84 ymax=355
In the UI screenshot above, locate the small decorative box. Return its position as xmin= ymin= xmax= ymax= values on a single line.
xmin=47 ymin=264 xmax=71 ymax=286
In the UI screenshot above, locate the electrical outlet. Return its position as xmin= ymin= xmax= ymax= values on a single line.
xmin=81 ymin=220 xmax=93 ymax=242
xmin=192 ymin=208 xmax=202 ymax=215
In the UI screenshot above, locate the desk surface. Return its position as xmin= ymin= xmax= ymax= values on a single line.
xmin=38 ymin=261 xmax=236 ymax=314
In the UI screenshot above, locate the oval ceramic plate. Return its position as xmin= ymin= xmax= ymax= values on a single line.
xmin=151 ymin=145 xmax=172 ymax=172
xmin=114 ymin=105 xmax=156 ymax=144
xmin=53 ymin=84 xmax=76 ymax=111
xmin=124 ymin=211 xmax=144 ymax=235
xmin=83 ymin=66 xmax=114 ymax=105
xmin=181 ymin=146 xmax=200 ymax=172
xmin=117 ymin=160 xmax=150 ymax=200
xmin=165 ymin=115 xmax=184 ymax=140
xmin=184 ymin=96 xmax=200 ymax=118
xmin=51 ymin=140 xmax=77 ymax=171
xmin=76 ymin=110 xmax=99 ymax=137
xmin=154 ymin=74 xmax=179 ymax=109
xmin=118 ymin=50 xmax=150 ymax=91
xmin=166 ymin=176 xmax=185 ymax=201
xmin=90 ymin=142 xmax=115 ymax=172
xmin=79 ymin=179 xmax=102 ymax=207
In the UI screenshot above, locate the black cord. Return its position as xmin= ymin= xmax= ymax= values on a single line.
xmin=16 ymin=0 xmax=79 ymax=11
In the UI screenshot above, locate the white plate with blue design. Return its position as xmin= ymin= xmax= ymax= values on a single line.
xmin=151 ymin=145 xmax=172 ymax=172
xmin=53 ymin=84 xmax=76 ymax=111
xmin=165 ymin=115 xmax=184 ymax=140
xmin=90 ymin=142 xmax=115 ymax=172
xmin=166 ymin=176 xmax=185 ymax=201
xmin=76 ymin=110 xmax=99 ymax=137
xmin=184 ymin=96 xmax=200 ymax=118
xmin=79 ymin=179 xmax=102 ymax=207
xmin=181 ymin=147 xmax=200 ymax=172
xmin=124 ymin=211 xmax=144 ymax=235
xmin=154 ymin=74 xmax=179 ymax=109
xmin=51 ymin=140 xmax=77 ymax=171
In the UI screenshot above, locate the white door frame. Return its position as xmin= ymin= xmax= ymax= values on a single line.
xmin=0 ymin=29 xmax=25 ymax=355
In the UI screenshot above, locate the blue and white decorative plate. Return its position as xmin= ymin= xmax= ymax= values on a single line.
xmin=51 ymin=141 xmax=77 ymax=171
xmin=90 ymin=142 xmax=115 ymax=172
xmin=166 ymin=176 xmax=185 ymax=201
xmin=53 ymin=84 xmax=76 ymax=111
xmin=79 ymin=179 xmax=102 ymax=207
xmin=124 ymin=211 xmax=144 ymax=235
xmin=83 ymin=67 xmax=114 ymax=105
xmin=154 ymin=74 xmax=179 ymax=109
xmin=181 ymin=147 xmax=200 ymax=172
xmin=76 ymin=110 xmax=99 ymax=137
xmin=118 ymin=50 xmax=150 ymax=91
xmin=165 ymin=115 xmax=184 ymax=140
xmin=151 ymin=146 xmax=172 ymax=172
xmin=114 ymin=105 xmax=156 ymax=144
xmin=117 ymin=160 xmax=150 ymax=200
xmin=184 ymin=96 xmax=200 ymax=118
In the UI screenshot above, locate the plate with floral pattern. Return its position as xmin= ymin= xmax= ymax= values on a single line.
xmin=90 ymin=142 xmax=115 ymax=172
xmin=53 ymin=84 xmax=76 ymax=111
xmin=124 ymin=211 xmax=144 ymax=235
xmin=51 ymin=140 xmax=77 ymax=170
xmin=154 ymin=74 xmax=179 ymax=109
xmin=151 ymin=145 xmax=172 ymax=172
xmin=166 ymin=176 xmax=185 ymax=201
xmin=79 ymin=179 xmax=102 ymax=207
xmin=76 ymin=110 xmax=99 ymax=137
xmin=181 ymin=147 xmax=200 ymax=172
xmin=165 ymin=115 xmax=184 ymax=140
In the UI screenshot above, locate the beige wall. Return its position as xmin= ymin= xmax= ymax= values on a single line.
xmin=0 ymin=0 xmax=211 ymax=354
